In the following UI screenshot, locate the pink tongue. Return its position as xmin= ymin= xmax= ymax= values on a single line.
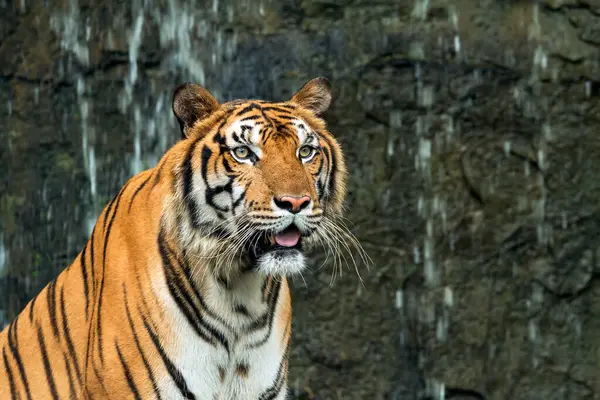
xmin=275 ymin=227 xmax=300 ymax=247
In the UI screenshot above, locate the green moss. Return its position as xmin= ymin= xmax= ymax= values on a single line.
xmin=0 ymin=195 xmax=26 ymax=235
xmin=55 ymin=152 xmax=75 ymax=172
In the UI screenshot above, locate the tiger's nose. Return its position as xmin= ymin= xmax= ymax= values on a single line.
xmin=274 ymin=195 xmax=311 ymax=214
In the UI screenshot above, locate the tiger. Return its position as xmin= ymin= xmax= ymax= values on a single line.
xmin=0 ymin=77 xmax=356 ymax=399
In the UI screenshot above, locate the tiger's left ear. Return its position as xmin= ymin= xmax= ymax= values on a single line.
xmin=172 ymin=83 xmax=220 ymax=138
xmin=290 ymin=77 xmax=332 ymax=116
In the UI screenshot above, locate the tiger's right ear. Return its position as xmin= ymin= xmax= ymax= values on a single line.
xmin=172 ymin=83 xmax=220 ymax=138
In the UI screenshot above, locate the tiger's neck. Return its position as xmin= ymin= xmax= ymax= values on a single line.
xmin=156 ymin=226 xmax=285 ymax=329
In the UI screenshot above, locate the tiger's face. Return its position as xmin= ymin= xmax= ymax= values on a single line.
xmin=172 ymin=78 xmax=347 ymax=276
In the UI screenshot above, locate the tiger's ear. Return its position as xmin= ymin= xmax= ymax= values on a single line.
xmin=172 ymin=83 xmax=220 ymax=138
xmin=290 ymin=77 xmax=332 ymax=116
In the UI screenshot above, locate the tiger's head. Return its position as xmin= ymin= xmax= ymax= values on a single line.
xmin=170 ymin=77 xmax=347 ymax=277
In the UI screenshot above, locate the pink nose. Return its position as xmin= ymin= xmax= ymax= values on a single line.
xmin=274 ymin=195 xmax=311 ymax=214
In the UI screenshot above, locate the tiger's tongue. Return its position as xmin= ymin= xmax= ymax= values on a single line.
xmin=275 ymin=226 xmax=300 ymax=247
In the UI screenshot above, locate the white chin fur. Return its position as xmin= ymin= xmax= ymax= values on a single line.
xmin=256 ymin=250 xmax=307 ymax=276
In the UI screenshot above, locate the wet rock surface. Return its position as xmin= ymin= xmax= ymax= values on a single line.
xmin=1 ymin=0 xmax=600 ymax=399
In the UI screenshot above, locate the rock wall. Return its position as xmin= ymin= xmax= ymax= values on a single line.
xmin=1 ymin=0 xmax=600 ymax=399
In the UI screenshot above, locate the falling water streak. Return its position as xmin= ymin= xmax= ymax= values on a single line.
xmin=443 ymin=286 xmax=453 ymax=308
xmin=157 ymin=0 xmax=206 ymax=86
xmin=425 ymin=379 xmax=445 ymax=400
xmin=118 ymin=0 xmax=239 ymax=177
xmin=50 ymin=0 xmax=90 ymax=67
xmin=530 ymin=20 xmax=550 ymax=249
xmin=0 ymin=232 xmax=6 ymax=278
xmin=411 ymin=0 xmax=430 ymax=20
xmin=416 ymin=132 xmax=436 ymax=286
xmin=585 ymin=81 xmax=591 ymax=97
xmin=51 ymin=1 xmax=99 ymax=236
xmin=0 ymin=231 xmax=6 ymax=329
xmin=53 ymin=0 xmax=239 ymax=231
xmin=388 ymin=110 xmax=402 ymax=159
xmin=77 ymin=76 xmax=97 ymax=236
xmin=395 ymin=289 xmax=404 ymax=310
xmin=524 ymin=3 xmax=549 ymax=372
xmin=448 ymin=4 xmax=460 ymax=56
xmin=132 ymin=106 xmax=143 ymax=175
xmin=413 ymin=48 xmax=445 ymax=398
xmin=121 ymin=11 xmax=145 ymax=114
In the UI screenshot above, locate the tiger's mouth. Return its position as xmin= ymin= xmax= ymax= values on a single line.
xmin=272 ymin=224 xmax=302 ymax=247
xmin=249 ymin=224 xmax=303 ymax=260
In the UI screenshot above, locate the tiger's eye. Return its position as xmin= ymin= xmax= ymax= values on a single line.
xmin=233 ymin=146 xmax=250 ymax=159
xmin=299 ymin=145 xmax=314 ymax=159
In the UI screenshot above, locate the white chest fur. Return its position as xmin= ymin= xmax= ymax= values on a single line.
xmin=152 ymin=269 xmax=289 ymax=400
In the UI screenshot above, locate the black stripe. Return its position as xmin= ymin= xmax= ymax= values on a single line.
xmin=315 ymin=156 xmax=325 ymax=199
xmin=316 ymin=180 xmax=324 ymax=200
xmin=183 ymin=137 xmax=203 ymax=228
xmin=62 ymin=350 xmax=77 ymax=400
xmin=28 ymin=295 xmax=37 ymax=323
xmin=231 ymin=131 xmax=242 ymax=144
xmin=36 ymin=323 xmax=60 ymax=400
xmin=262 ymin=126 xmax=274 ymax=144
xmin=159 ymin=232 xmax=230 ymax=352
xmin=89 ymin=223 xmax=96 ymax=299
xmin=261 ymin=277 xmax=270 ymax=302
xmin=315 ymin=154 xmax=325 ymax=176
xmin=260 ymin=106 xmax=294 ymax=114
xmin=258 ymin=354 xmax=288 ymax=400
xmin=246 ymin=278 xmax=280 ymax=330
xmin=83 ymin=224 xmax=96 ymax=388
xmin=152 ymin=156 xmax=168 ymax=191
xmin=239 ymin=115 xmax=261 ymax=121
xmin=60 ymin=286 xmax=83 ymax=387
xmin=259 ymin=108 xmax=276 ymax=131
xmin=222 ymin=157 xmax=233 ymax=173
xmin=123 ymin=285 xmax=162 ymax=400
xmin=129 ymin=173 xmax=153 ymax=212
xmin=93 ymin=362 xmax=109 ymax=395
xmin=80 ymin=243 xmax=90 ymax=318
xmin=140 ymin=311 xmax=196 ymax=400
xmin=213 ymin=132 xmax=226 ymax=146
xmin=7 ymin=319 xmax=32 ymax=400
xmin=46 ymin=279 xmax=60 ymax=338
xmin=231 ymin=189 xmax=246 ymax=209
xmin=201 ymin=145 xmax=230 ymax=214
xmin=247 ymin=279 xmax=282 ymax=348
xmin=115 ymin=341 xmax=142 ymax=400
xmin=215 ymin=116 xmax=229 ymax=134
xmin=319 ymin=135 xmax=337 ymax=200
xmin=235 ymin=103 xmax=261 ymax=116
xmin=175 ymin=250 xmax=233 ymax=331
xmin=272 ymin=114 xmax=295 ymax=120
xmin=102 ymin=191 xmax=119 ymax=232
xmin=160 ymin=242 xmax=215 ymax=346
xmin=234 ymin=304 xmax=250 ymax=317
xmin=252 ymin=215 xmax=280 ymax=221
xmin=2 ymin=347 xmax=17 ymax=400
xmin=97 ymin=180 xmax=131 ymax=364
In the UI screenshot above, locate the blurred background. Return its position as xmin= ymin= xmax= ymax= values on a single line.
xmin=1 ymin=0 xmax=600 ymax=399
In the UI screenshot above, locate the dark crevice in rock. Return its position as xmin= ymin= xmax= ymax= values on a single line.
xmin=445 ymin=387 xmax=485 ymax=399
